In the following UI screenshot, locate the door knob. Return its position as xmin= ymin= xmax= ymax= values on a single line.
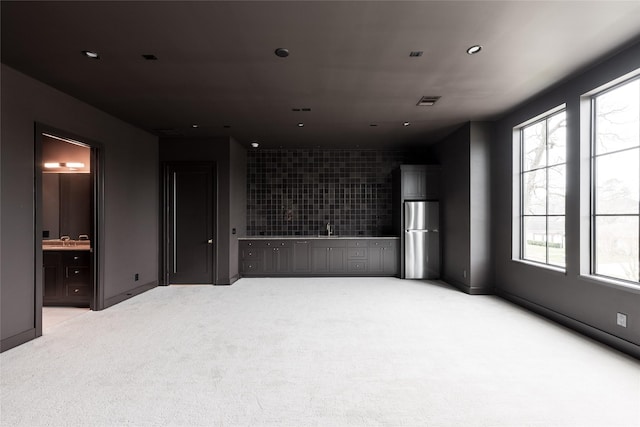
xmin=207 ymin=239 xmax=213 ymax=244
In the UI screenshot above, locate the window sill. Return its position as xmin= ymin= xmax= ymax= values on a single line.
xmin=579 ymin=274 xmax=640 ymax=295
xmin=511 ymin=258 xmax=567 ymax=275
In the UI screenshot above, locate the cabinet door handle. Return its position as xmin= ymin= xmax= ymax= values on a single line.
xmin=74 ymin=270 xmax=80 ymax=274
xmin=74 ymin=288 xmax=79 ymax=293
xmin=73 ymin=256 xmax=79 ymax=260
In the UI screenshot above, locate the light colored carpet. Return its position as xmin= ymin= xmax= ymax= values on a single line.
xmin=42 ymin=307 xmax=90 ymax=332
xmin=1 ymin=277 xmax=639 ymax=427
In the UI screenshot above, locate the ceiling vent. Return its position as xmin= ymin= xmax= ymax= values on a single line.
xmin=417 ymin=96 xmax=441 ymax=106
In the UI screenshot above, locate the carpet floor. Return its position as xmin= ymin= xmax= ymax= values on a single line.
xmin=1 ymin=277 xmax=639 ymax=426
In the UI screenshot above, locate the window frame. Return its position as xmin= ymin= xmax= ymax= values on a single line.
xmin=513 ymin=105 xmax=567 ymax=270
xmin=589 ymin=75 xmax=640 ymax=285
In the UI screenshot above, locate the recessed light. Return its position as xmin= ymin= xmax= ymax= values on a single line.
xmin=191 ymin=124 xmax=199 ymax=128
xmin=466 ymin=45 xmax=482 ymax=55
xmin=403 ymin=122 xmax=411 ymax=127
xmin=82 ymin=50 xmax=100 ymax=59
xmin=297 ymin=123 xmax=304 ymax=127
xmin=275 ymin=48 xmax=289 ymax=58
xmin=251 ymin=141 xmax=259 ymax=148
xmin=44 ymin=162 xmax=61 ymax=169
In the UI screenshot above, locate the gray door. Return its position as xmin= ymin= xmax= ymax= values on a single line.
xmin=167 ymin=164 xmax=215 ymax=284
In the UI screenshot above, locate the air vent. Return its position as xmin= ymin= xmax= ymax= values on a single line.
xmin=417 ymin=96 xmax=441 ymax=106
xmin=409 ymin=51 xmax=423 ymax=57
xmin=142 ymin=54 xmax=158 ymax=60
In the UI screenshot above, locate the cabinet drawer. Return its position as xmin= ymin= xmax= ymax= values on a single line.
xmin=65 ymin=266 xmax=90 ymax=285
xmin=63 ymin=251 xmax=89 ymax=265
xmin=261 ymin=240 xmax=291 ymax=248
xmin=347 ymin=248 xmax=367 ymax=259
xmin=348 ymin=261 xmax=367 ymax=272
xmin=347 ymin=240 xmax=367 ymax=248
xmin=242 ymin=261 xmax=262 ymax=273
xmin=312 ymin=240 xmax=347 ymax=248
xmin=368 ymin=240 xmax=395 ymax=248
xmin=242 ymin=248 xmax=260 ymax=260
xmin=66 ymin=285 xmax=90 ymax=297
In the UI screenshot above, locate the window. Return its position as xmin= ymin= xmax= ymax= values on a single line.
xmin=517 ymin=109 xmax=567 ymax=268
xmin=591 ymin=76 xmax=640 ymax=284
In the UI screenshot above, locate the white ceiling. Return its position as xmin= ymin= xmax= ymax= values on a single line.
xmin=3 ymin=1 xmax=640 ymax=148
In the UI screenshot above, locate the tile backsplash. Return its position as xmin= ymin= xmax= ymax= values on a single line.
xmin=247 ymin=149 xmax=409 ymax=236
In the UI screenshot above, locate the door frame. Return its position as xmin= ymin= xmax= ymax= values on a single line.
xmin=34 ymin=123 xmax=105 ymax=337
xmin=161 ymin=161 xmax=217 ymax=285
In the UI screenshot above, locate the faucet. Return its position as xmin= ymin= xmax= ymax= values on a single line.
xmin=60 ymin=236 xmax=71 ymax=246
xmin=326 ymin=222 xmax=333 ymax=237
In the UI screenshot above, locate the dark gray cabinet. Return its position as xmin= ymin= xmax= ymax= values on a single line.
xmin=292 ymin=240 xmax=312 ymax=273
xmin=397 ymin=165 xmax=440 ymax=201
xmin=368 ymin=240 xmax=398 ymax=274
xmin=311 ymin=240 xmax=347 ymax=274
xmin=263 ymin=241 xmax=291 ymax=274
xmin=43 ymin=250 xmax=90 ymax=306
xmin=240 ymin=238 xmax=398 ymax=277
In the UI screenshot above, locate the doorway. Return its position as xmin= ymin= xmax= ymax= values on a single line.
xmin=35 ymin=126 xmax=103 ymax=337
xmin=163 ymin=163 xmax=216 ymax=284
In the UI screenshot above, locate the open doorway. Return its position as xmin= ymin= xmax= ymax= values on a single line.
xmin=35 ymin=126 xmax=103 ymax=336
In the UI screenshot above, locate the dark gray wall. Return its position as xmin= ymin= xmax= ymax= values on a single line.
xmin=434 ymin=125 xmax=471 ymax=289
xmin=229 ymin=138 xmax=247 ymax=282
xmin=1 ymin=64 xmax=159 ymax=351
xmin=159 ymin=137 xmax=244 ymax=285
xmin=434 ymin=122 xmax=493 ymax=294
xmin=492 ymin=41 xmax=640 ymax=354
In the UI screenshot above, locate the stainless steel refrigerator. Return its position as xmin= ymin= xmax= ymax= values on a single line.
xmin=404 ymin=201 xmax=440 ymax=279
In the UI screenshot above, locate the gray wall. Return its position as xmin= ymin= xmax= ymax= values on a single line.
xmin=434 ymin=122 xmax=493 ymax=294
xmin=1 ymin=64 xmax=159 ymax=351
xmin=492 ymin=41 xmax=640 ymax=354
xmin=229 ymin=138 xmax=247 ymax=282
xmin=159 ymin=137 xmax=246 ymax=285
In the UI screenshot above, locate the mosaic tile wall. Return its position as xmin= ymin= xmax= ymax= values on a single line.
xmin=247 ymin=149 xmax=410 ymax=236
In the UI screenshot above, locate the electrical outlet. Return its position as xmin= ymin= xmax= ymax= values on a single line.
xmin=134 ymin=273 xmax=139 ymax=281
xmin=616 ymin=312 xmax=627 ymax=328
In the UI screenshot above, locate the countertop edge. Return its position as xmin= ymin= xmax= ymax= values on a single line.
xmin=238 ymin=236 xmax=399 ymax=240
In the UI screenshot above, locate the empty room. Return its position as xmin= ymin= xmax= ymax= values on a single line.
xmin=1 ymin=1 xmax=639 ymax=426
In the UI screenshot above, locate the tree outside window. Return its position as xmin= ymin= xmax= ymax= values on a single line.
xmin=520 ymin=110 xmax=567 ymax=268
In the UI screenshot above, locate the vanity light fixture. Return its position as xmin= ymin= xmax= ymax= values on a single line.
xmin=44 ymin=162 xmax=85 ymax=169
xmin=466 ymin=45 xmax=482 ymax=55
xmin=82 ymin=50 xmax=100 ymax=59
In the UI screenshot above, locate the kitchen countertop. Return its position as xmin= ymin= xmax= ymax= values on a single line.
xmin=42 ymin=246 xmax=92 ymax=251
xmin=239 ymin=236 xmax=399 ymax=240
xmin=42 ymin=240 xmax=91 ymax=251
